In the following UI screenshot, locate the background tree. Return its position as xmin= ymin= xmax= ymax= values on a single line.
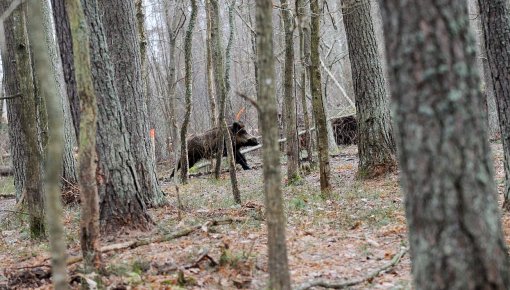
xmin=256 ymin=0 xmax=291 ymax=289
xmin=342 ymin=0 xmax=396 ymax=179
xmin=296 ymin=0 xmax=313 ymax=164
xmin=1 ymin=0 xmax=26 ymax=201
xmin=209 ymin=0 xmax=241 ymax=203
xmin=281 ymin=0 xmax=299 ymax=182
xmin=179 ymin=0 xmax=197 ymax=184
xmin=14 ymin=4 xmax=45 ymax=238
xmin=82 ymin=0 xmax=152 ymax=232
xmin=66 ymin=0 xmax=101 ymax=271
xmin=51 ymin=0 xmax=80 ymax=139
xmin=310 ymin=0 xmax=330 ymax=193
xmin=27 ymin=0 xmax=68 ymax=287
xmin=380 ymin=0 xmax=510 ymax=288
xmin=98 ymin=0 xmax=165 ymax=207
xmin=477 ymin=0 xmax=510 ymax=210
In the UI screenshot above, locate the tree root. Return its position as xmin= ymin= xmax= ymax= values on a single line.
xmin=295 ymin=246 xmax=408 ymax=290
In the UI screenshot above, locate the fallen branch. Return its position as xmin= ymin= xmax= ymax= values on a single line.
xmin=295 ymin=247 xmax=408 ymax=290
xmin=67 ymin=217 xmax=247 ymax=266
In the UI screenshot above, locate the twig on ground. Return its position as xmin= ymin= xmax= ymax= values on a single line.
xmin=295 ymin=246 xmax=408 ymax=290
xmin=0 ymin=209 xmax=29 ymax=215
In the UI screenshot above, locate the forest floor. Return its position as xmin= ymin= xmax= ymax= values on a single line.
xmin=0 ymin=143 xmax=509 ymax=289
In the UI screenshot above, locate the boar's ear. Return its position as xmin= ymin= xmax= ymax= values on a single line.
xmin=232 ymin=121 xmax=243 ymax=133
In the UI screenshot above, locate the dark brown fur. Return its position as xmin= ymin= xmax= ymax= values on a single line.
xmin=171 ymin=122 xmax=258 ymax=177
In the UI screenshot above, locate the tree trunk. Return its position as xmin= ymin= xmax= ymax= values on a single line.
xmin=209 ymin=0 xmax=241 ymax=203
xmin=51 ymin=0 xmax=80 ymax=141
xmin=296 ymin=0 xmax=314 ymax=165
xmin=205 ymin=5 xmax=217 ymax=128
xmin=135 ymin=0 xmax=148 ymax=104
xmin=342 ymin=0 xmax=396 ymax=179
xmin=477 ymin=0 xmax=510 ymax=212
xmin=98 ymin=0 xmax=165 ymax=207
xmin=36 ymin=0 xmax=78 ymax=190
xmin=179 ymin=0 xmax=197 ymax=184
xmin=281 ymin=0 xmax=300 ymax=183
xmin=1 ymin=0 xmax=26 ymax=201
xmin=66 ymin=0 xmax=101 ymax=271
xmin=82 ymin=0 xmax=152 ymax=233
xmin=256 ymin=1 xmax=291 ymax=289
xmin=27 ymin=1 xmax=68 ymax=287
xmin=468 ymin=0 xmax=500 ymax=139
xmin=14 ymin=5 xmax=45 ymax=239
xmin=163 ymin=1 xmax=180 ymax=172
xmin=380 ymin=1 xmax=510 ymax=289
xmin=310 ymin=0 xmax=331 ymax=194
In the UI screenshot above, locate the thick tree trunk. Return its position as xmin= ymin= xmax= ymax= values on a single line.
xmin=179 ymin=0 xmax=197 ymax=184
xmin=98 ymin=0 xmax=165 ymax=207
xmin=477 ymin=0 xmax=510 ymax=212
xmin=256 ymin=1 xmax=291 ymax=289
xmin=51 ymin=0 xmax=80 ymax=140
xmin=1 ymin=1 xmax=26 ymax=201
xmin=380 ymin=1 xmax=510 ymax=289
xmin=310 ymin=0 xmax=331 ymax=194
xmin=281 ymin=0 xmax=300 ymax=182
xmin=14 ymin=5 xmax=45 ymax=239
xmin=209 ymin=0 xmax=241 ymax=203
xmin=82 ymin=0 xmax=152 ymax=233
xmin=27 ymin=1 xmax=68 ymax=287
xmin=66 ymin=0 xmax=101 ymax=271
xmin=342 ymin=0 xmax=396 ymax=179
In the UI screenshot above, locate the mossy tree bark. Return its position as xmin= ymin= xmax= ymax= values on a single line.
xmin=66 ymin=0 xmax=101 ymax=271
xmin=82 ymin=0 xmax=152 ymax=233
xmin=281 ymin=0 xmax=300 ymax=183
xmin=98 ymin=0 xmax=165 ymax=207
xmin=13 ymin=4 xmax=45 ymax=239
xmin=380 ymin=0 xmax=510 ymax=288
xmin=477 ymin=0 xmax=510 ymax=211
xmin=342 ymin=0 xmax=396 ymax=179
xmin=179 ymin=0 xmax=197 ymax=184
xmin=310 ymin=0 xmax=331 ymax=194
xmin=27 ymin=0 xmax=68 ymax=287
xmin=256 ymin=1 xmax=291 ymax=289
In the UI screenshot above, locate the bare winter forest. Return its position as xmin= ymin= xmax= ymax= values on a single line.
xmin=1 ymin=0 xmax=510 ymax=289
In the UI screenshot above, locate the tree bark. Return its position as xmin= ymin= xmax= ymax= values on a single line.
xmin=256 ymin=1 xmax=291 ymax=289
xmin=296 ymin=0 xmax=314 ymax=164
xmin=179 ymin=0 xmax=197 ymax=184
xmin=477 ymin=0 xmax=510 ymax=211
xmin=468 ymin=0 xmax=500 ymax=139
xmin=82 ymin=0 xmax=152 ymax=233
xmin=1 ymin=0 xmax=26 ymax=201
xmin=281 ymin=0 xmax=300 ymax=182
xmin=342 ymin=0 xmax=396 ymax=179
xmin=14 ymin=5 xmax=45 ymax=239
xmin=27 ymin=1 xmax=68 ymax=287
xmin=98 ymin=0 xmax=165 ymax=207
xmin=310 ymin=0 xmax=331 ymax=194
xmin=380 ymin=0 xmax=510 ymax=289
xmin=66 ymin=0 xmax=101 ymax=271
xmin=37 ymin=0 xmax=78 ymax=190
xmin=51 ymin=0 xmax=80 ymax=141
xmin=205 ymin=5 xmax=217 ymax=128
xmin=209 ymin=0 xmax=241 ymax=203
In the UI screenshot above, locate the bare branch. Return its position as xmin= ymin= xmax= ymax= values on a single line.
xmin=236 ymin=91 xmax=261 ymax=112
